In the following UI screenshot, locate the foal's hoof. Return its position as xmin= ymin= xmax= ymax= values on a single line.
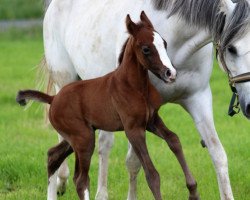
xmin=189 ymin=194 xmax=200 ymax=200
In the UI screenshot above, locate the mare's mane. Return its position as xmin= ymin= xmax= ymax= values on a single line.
xmin=153 ymin=0 xmax=250 ymax=49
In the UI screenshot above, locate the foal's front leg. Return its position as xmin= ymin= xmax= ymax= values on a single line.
xmin=125 ymin=128 xmax=162 ymax=200
xmin=148 ymin=114 xmax=200 ymax=200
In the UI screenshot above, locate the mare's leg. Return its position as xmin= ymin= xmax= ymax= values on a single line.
xmin=47 ymin=140 xmax=73 ymax=200
xmin=44 ymin=9 xmax=79 ymax=197
xmin=45 ymin=50 xmax=78 ymax=199
xmin=95 ymin=130 xmax=114 ymax=200
xmin=147 ymin=114 xmax=199 ymax=200
xmin=52 ymin=77 xmax=78 ymax=196
xmin=71 ymin=125 xmax=95 ymax=200
xmin=126 ymin=143 xmax=141 ymax=200
xmin=181 ymin=86 xmax=233 ymax=200
xmin=125 ymin=128 xmax=162 ymax=200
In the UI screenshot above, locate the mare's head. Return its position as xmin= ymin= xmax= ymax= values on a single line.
xmin=217 ymin=1 xmax=250 ymax=118
xmin=125 ymin=11 xmax=176 ymax=83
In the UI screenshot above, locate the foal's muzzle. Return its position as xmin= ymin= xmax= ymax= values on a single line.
xmin=162 ymin=67 xmax=176 ymax=83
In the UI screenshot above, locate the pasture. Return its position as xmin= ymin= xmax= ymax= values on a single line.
xmin=0 ymin=30 xmax=250 ymax=200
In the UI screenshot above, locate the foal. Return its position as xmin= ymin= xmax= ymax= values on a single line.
xmin=17 ymin=12 xmax=199 ymax=200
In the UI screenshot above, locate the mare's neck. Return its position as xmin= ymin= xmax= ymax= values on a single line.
xmin=116 ymin=38 xmax=149 ymax=92
xmin=152 ymin=0 xmax=236 ymax=66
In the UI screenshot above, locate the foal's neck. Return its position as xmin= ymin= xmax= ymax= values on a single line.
xmin=116 ymin=38 xmax=149 ymax=92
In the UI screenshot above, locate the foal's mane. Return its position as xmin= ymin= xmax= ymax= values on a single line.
xmin=153 ymin=0 xmax=250 ymax=49
xmin=118 ymin=38 xmax=129 ymax=65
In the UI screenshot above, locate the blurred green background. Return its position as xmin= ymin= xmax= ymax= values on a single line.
xmin=0 ymin=0 xmax=43 ymax=20
xmin=0 ymin=0 xmax=44 ymax=40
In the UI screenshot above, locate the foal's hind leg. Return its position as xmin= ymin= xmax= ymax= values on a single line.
xmin=47 ymin=140 xmax=73 ymax=200
xmin=125 ymin=128 xmax=162 ymax=200
xmin=47 ymin=133 xmax=72 ymax=199
xmin=71 ymin=126 xmax=95 ymax=200
xmin=148 ymin=114 xmax=199 ymax=200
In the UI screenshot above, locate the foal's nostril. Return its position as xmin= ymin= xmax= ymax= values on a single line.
xmin=166 ymin=69 xmax=171 ymax=77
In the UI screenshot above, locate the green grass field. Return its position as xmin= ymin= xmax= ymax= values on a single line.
xmin=0 ymin=0 xmax=43 ymax=20
xmin=0 ymin=32 xmax=250 ymax=200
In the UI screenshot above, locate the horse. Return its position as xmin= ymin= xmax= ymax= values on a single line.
xmin=43 ymin=0 xmax=250 ymax=200
xmin=16 ymin=12 xmax=199 ymax=200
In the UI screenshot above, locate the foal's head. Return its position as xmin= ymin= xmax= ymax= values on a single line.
xmin=125 ymin=11 xmax=176 ymax=83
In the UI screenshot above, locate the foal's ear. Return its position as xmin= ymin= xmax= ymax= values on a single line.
xmin=140 ymin=11 xmax=153 ymax=28
xmin=126 ymin=14 xmax=138 ymax=35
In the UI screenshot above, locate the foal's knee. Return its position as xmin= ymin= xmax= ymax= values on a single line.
xmin=167 ymin=133 xmax=182 ymax=154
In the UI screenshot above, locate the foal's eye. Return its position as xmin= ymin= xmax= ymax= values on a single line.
xmin=142 ymin=46 xmax=151 ymax=55
xmin=227 ymin=45 xmax=237 ymax=55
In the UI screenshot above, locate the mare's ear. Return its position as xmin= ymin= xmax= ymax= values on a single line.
xmin=126 ymin=14 xmax=138 ymax=35
xmin=140 ymin=11 xmax=153 ymax=28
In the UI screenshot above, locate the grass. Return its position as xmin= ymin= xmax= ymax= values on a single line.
xmin=0 ymin=31 xmax=250 ymax=200
xmin=0 ymin=0 xmax=43 ymax=20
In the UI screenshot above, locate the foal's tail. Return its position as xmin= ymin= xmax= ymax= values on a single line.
xmin=16 ymin=90 xmax=54 ymax=106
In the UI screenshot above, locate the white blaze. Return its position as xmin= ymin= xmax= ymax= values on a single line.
xmin=153 ymin=32 xmax=176 ymax=78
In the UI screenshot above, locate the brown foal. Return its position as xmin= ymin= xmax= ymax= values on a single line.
xmin=17 ymin=12 xmax=199 ymax=200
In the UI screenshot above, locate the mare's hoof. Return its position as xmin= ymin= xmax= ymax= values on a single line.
xmin=57 ymin=180 xmax=67 ymax=196
xmin=57 ymin=190 xmax=65 ymax=196
xmin=95 ymin=187 xmax=108 ymax=200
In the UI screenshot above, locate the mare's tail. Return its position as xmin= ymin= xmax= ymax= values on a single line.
xmin=16 ymin=90 xmax=54 ymax=106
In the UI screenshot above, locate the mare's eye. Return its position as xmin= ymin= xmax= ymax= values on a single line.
xmin=142 ymin=46 xmax=150 ymax=55
xmin=227 ymin=45 xmax=237 ymax=55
